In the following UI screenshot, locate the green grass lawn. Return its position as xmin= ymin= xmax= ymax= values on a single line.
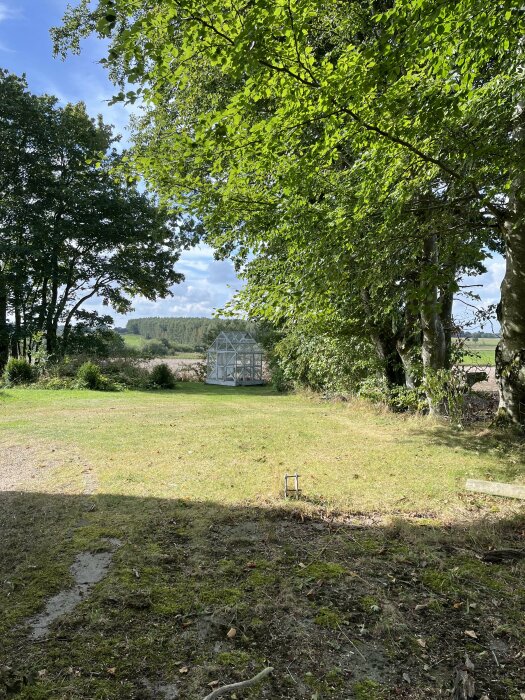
xmin=122 ymin=333 xmax=147 ymax=349
xmin=461 ymin=337 xmax=499 ymax=366
xmin=1 ymin=385 xmax=524 ymax=699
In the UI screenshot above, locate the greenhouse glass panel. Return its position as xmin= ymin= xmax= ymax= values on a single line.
xmin=206 ymin=332 xmax=265 ymax=386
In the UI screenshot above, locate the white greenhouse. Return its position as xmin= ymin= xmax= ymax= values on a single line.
xmin=205 ymin=331 xmax=265 ymax=386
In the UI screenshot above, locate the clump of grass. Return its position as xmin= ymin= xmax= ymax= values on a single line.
xmin=314 ymin=606 xmax=343 ymax=629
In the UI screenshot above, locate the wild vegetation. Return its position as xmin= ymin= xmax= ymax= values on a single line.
xmin=2 ymin=3 xmax=525 ymax=699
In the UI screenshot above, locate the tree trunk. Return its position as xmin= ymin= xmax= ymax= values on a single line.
xmin=420 ymin=234 xmax=447 ymax=414
xmin=361 ymin=290 xmax=405 ymax=386
xmin=496 ymin=221 xmax=525 ymax=425
xmin=439 ymin=287 xmax=454 ymax=370
xmin=495 ymin=102 xmax=525 ymax=427
xmin=0 ymin=271 xmax=9 ymax=372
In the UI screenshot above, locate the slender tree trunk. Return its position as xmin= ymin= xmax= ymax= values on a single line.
xmin=439 ymin=287 xmax=454 ymax=370
xmin=0 ymin=270 xmax=9 ymax=372
xmin=10 ymin=298 xmax=21 ymax=359
xmin=45 ymin=254 xmax=59 ymax=357
xmin=420 ymin=234 xmax=447 ymax=414
xmin=396 ymin=321 xmax=420 ymax=389
xmin=494 ymin=101 xmax=525 ymax=426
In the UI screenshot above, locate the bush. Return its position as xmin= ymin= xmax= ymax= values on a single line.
xmin=3 ymin=358 xmax=35 ymax=385
xmin=37 ymin=376 xmax=77 ymax=390
xmin=76 ymin=361 xmax=115 ymax=391
xmin=100 ymin=358 xmax=152 ymax=390
xmin=270 ymin=363 xmax=289 ymax=393
xmin=150 ymin=363 xmax=176 ymax=389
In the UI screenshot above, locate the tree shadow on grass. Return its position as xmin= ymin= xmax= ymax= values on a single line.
xmin=1 ymin=490 xmax=524 ymax=699
xmin=409 ymin=423 xmax=525 ymax=484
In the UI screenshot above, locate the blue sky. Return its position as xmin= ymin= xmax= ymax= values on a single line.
xmin=0 ymin=0 xmax=504 ymax=330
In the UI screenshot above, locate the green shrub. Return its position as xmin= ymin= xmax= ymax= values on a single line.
xmin=387 ymin=385 xmax=426 ymax=413
xmin=100 ymin=358 xmax=151 ymax=390
xmin=270 ymin=362 xmax=289 ymax=393
xmin=3 ymin=358 xmax=35 ymax=385
xmin=37 ymin=376 xmax=77 ymax=390
xmin=75 ymin=361 xmax=115 ymax=391
xmin=150 ymin=363 xmax=176 ymax=389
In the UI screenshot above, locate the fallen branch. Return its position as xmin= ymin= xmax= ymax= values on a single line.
xmin=202 ymin=667 xmax=273 ymax=700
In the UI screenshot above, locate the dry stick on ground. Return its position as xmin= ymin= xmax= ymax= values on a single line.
xmin=202 ymin=667 xmax=274 ymax=700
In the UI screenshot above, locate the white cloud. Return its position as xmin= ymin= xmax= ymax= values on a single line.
xmin=83 ymin=244 xmax=242 ymax=326
xmin=0 ymin=3 xmax=20 ymax=22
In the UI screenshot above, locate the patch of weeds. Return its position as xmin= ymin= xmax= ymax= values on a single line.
xmin=215 ymin=650 xmax=251 ymax=667
xmin=353 ymin=679 xmax=384 ymax=700
xmin=151 ymin=584 xmax=195 ymax=616
xmin=304 ymin=668 xmax=345 ymax=696
xmin=246 ymin=570 xmax=277 ymax=588
xmin=217 ymin=558 xmax=237 ymax=576
xmin=354 ymin=536 xmax=385 ymax=554
xmin=314 ymin=606 xmax=344 ymax=629
xmin=249 ymin=617 xmax=264 ymax=629
xmin=298 ymin=562 xmax=346 ymax=581
xmin=452 ymin=557 xmax=506 ymax=592
xmin=359 ymin=596 xmax=381 ymax=614
xmin=199 ymin=585 xmax=243 ymax=606
xmin=420 ymin=568 xmax=455 ymax=594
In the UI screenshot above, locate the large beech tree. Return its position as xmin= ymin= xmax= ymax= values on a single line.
xmin=0 ymin=70 xmax=182 ymax=366
xmin=54 ymin=0 xmax=522 ymax=422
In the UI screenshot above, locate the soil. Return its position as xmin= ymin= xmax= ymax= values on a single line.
xmin=29 ymin=541 xmax=121 ymax=639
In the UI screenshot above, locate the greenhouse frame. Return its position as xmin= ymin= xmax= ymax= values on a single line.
xmin=205 ymin=331 xmax=265 ymax=386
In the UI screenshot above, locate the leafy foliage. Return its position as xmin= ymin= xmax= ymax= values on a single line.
xmin=0 ymin=69 xmax=183 ymax=369
xmin=76 ymin=361 xmax=111 ymax=391
xmin=2 ymin=358 xmax=35 ymax=385
xmin=149 ymin=363 xmax=176 ymax=389
xmin=53 ymin=0 xmax=525 ymax=421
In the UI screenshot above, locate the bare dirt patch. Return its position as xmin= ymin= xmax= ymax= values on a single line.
xmin=0 ymin=441 xmax=98 ymax=495
xmin=0 ymin=442 xmax=63 ymax=492
xmin=29 ymin=539 xmax=121 ymax=639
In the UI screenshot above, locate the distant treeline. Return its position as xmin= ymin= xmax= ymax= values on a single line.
xmin=460 ymin=332 xmax=500 ymax=339
xmin=122 ymin=317 xmax=257 ymax=350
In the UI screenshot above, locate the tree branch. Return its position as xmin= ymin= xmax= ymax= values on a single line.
xmin=202 ymin=667 xmax=273 ymax=700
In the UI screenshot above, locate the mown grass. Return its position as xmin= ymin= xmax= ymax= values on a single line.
xmin=1 ymin=385 xmax=524 ymax=699
xmin=1 ymin=384 xmax=523 ymax=512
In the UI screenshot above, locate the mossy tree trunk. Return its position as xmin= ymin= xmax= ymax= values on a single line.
xmin=495 ymin=103 xmax=525 ymax=427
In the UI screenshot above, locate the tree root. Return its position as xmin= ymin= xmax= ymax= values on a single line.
xmin=202 ymin=667 xmax=273 ymax=700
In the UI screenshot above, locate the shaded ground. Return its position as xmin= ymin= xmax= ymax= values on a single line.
xmin=1 ymin=493 xmax=524 ymax=699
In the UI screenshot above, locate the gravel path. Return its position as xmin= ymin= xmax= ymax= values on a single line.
xmin=465 ymin=366 xmax=498 ymax=393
